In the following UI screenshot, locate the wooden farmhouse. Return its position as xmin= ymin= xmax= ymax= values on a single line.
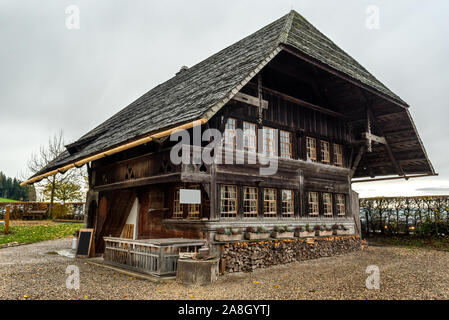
xmin=23 ymin=11 xmax=435 ymax=274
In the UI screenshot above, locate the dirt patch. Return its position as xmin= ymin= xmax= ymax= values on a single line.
xmin=1 ymin=239 xmax=449 ymax=300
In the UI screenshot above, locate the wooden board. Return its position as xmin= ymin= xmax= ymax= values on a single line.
xmin=76 ymin=228 xmax=94 ymax=258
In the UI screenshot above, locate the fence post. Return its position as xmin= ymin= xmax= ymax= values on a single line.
xmin=5 ymin=206 xmax=10 ymax=234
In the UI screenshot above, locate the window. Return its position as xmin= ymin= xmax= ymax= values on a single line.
xmin=262 ymin=127 xmax=276 ymax=157
xmin=173 ymin=189 xmax=183 ymax=219
xmin=323 ymin=193 xmax=333 ymax=217
xmin=243 ymin=187 xmax=258 ymax=217
xmin=336 ymin=194 xmax=346 ymax=216
xmin=306 ymin=137 xmax=317 ymax=162
xmin=282 ymin=190 xmax=294 ymax=217
xmin=220 ymin=185 xmax=237 ymax=218
xmin=334 ymin=143 xmax=343 ymax=167
xmin=280 ymin=131 xmax=292 ymax=159
xmin=223 ymin=118 xmax=237 ymax=147
xmin=243 ymin=122 xmax=257 ymax=152
xmin=173 ymin=189 xmax=200 ymax=219
xmin=308 ymin=192 xmax=319 ymax=216
xmin=264 ymin=188 xmax=277 ymax=218
xmin=321 ymin=141 xmax=330 ymax=164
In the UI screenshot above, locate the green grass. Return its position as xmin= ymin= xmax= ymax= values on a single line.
xmin=367 ymin=235 xmax=449 ymax=251
xmin=0 ymin=198 xmax=19 ymax=202
xmin=0 ymin=223 xmax=82 ymax=245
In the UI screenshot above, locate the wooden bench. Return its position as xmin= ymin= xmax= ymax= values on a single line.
xmin=22 ymin=210 xmax=47 ymax=220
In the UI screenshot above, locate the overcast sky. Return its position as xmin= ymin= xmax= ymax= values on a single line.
xmin=1 ymin=0 xmax=448 ymax=197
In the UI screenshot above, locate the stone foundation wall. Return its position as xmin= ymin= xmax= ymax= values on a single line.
xmin=221 ymin=236 xmax=361 ymax=273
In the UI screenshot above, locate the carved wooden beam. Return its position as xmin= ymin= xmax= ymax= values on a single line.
xmin=257 ymin=73 xmax=264 ymax=124
xmin=362 ymin=132 xmax=387 ymax=145
xmin=232 ymin=92 xmax=268 ymax=109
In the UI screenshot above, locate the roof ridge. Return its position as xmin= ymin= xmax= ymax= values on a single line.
xmin=278 ymin=10 xmax=295 ymax=44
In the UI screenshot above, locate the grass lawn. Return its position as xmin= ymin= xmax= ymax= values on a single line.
xmin=367 ymin=235 xmax=449 ymax=251
xmin=0 ymin=198 xmax=19 ymax=202
xmin=0 ymin=222 xmax=82 ymax=245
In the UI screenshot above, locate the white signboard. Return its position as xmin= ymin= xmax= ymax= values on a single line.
xmin=179 ymin=189 xmax=201 ymax=204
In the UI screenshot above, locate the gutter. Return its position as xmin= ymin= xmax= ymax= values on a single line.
xmin=20 ymin=119 xmax=208 ymax=186
xmin=352 ymin=173 xmax=438 ymax=184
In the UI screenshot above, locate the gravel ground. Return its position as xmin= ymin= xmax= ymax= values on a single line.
xmin=1 ymin=238 xmax=449 ymax=300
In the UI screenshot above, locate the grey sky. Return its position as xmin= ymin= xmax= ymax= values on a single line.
xmin=1 ymin=0 xmax=448 ymax=197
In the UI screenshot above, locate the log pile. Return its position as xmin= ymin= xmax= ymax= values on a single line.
xmin=221 ymin=236 xmax=361 ymax=273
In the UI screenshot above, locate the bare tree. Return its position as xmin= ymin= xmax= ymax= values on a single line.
xmin=25 ymin=130 xmax=87 ymax=218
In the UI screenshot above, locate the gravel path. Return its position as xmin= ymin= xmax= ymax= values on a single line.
xmin=1 ymin=239 xmax=449 ymax=300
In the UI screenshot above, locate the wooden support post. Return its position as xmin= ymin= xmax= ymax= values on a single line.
xmin=5 ymin=206 xmax=10 ymax=235
xmin=366 ymin=107 xmax=406 ymax=178
xmin=350 ymin=145 xmax=366 ymax=179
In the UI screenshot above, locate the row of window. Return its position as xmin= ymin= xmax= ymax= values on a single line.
xmin=306 ymin=137 xmax=343 ymax=166
xmin=223 ymin=118 xmax=343 ymax=166
xmin=307 ymin=192 xmax=346 ymax=217
xmin=171 ymin=187 xmax=346 ymax=219
xmin=220 ymin=185 xmax=346 ymax=218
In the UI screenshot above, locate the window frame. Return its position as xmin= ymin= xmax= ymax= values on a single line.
xmin=281 ymin=189 xmax=294 ymax=217
xmin=336 ymin=194 xmax=346 ymax=216
xmin=243 ymin=186 xmax=258 ymax=218
xmin=243 ymin=121 xmax=257 ymax=153
xmin=262 ymin=126 xmax=277 ymax=157
xmin=306 ymin=137 xmax=317 ymax=162
xmin=308 ymin=192 xmax=319 ymax=216
xmin=220 ymin=185 xmax=238 ymax=218
xmin=173 ymin=188 xmax=201 ymax=220
xmin=322 ymin=193 xmax=333 ymax=217
xmin=173 ymin=189 xmax=183 ymax=219
xmin=223 ymin=118 xmax=237 ymax=148
xmin=280 ymin=130 xmax=293 ymax=159
xmin=334 ymin=143 xmax=344 ymax=167
xmin=320 ymin=140 xmax=330 ymax=164
xmin=263 ymin=188 xmax=277 ymax=218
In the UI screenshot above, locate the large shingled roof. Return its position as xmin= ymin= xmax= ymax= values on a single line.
xmin=33 ymin=10 xmax=410 ymax=178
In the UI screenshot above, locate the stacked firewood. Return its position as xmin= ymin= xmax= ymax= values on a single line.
xmin=221 ymin=237 xmax=361 ymax=273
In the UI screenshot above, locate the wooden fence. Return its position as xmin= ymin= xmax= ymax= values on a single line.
xmin=359 ymin=196 xmax=449 ymax=236
xmin=0 ymin=202 xmax=85 ymax=221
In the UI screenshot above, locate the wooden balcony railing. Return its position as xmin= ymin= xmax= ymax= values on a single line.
xmin=103 ymin=237 xmax=205 ymax=276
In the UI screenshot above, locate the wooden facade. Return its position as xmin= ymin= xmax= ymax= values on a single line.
xmin=84 ymin=57 xmax=364 ymax=253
